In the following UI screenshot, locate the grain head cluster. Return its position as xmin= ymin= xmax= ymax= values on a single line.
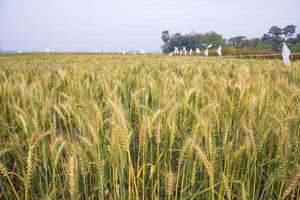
xmin=0 ymin=54 xmax=300 ymax=199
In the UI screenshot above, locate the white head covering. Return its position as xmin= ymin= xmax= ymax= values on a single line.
xmin=174 ymin=47 xmax=179 ymax=55
xmin=282 ymin=43 xmax=291 ymax=66
xmin=216 ymin=46 xmax=222 ymax=57
xmin=204 ymin=44 xmax=212 ymax=56
xmin=183 ymin=46 xmax=187 ymax=56
xmin=204 ymin=48 xmax=209 ymax=56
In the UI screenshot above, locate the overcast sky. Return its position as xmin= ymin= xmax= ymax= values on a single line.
xmin=0 ymin=0 xmax=299 ymax=52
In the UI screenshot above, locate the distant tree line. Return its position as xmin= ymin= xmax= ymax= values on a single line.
xmin=161 ymin=25 xmax=300 ymax=53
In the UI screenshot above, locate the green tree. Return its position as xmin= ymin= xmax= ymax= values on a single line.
xmin=268 ymin=26 xmax=282 ymax=37
xmin=291 ymin=42 xmax=300 ymax=52
xmin=161 ymin=31 xmax=224 ymax=53
xmin=261 ymin=26 xmax=284 ymax=51
xmin=283 ymin=25 xmax=296 ymax=39
xmin=161 ymin=30 xmax=170 ymax=43
xmin=228 ymin=36 xmax=247 ymax=47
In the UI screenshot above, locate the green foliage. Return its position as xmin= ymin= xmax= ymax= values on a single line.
xmin=291 ymin=42 xmax=300 ymax=52
xmin=161 ymin=31 xmax=224 ymax=53
xmin=261 ymin=25 xmax=298 ymax=51
xmin=161 ymin=25 xmax=300 ymax=53
xmin=161 ymin=30 xmax=170 ymax=43
xmin=283 ymin=25 xmax=297 ymax=38
xmin=268 ymin=26 xmax=283 ymax=37
xmin=228 ymin=36 xmax=247 ymax=46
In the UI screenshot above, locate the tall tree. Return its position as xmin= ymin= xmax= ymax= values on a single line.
xmin=261 ymin=26 xmax=284 ymax=51
xmin=228 ymin=36 xmax=247 ymax=46
xmin=283 ymin=25 xmax=296 ymax=39
xmin=161 ymin=30 xmax=170 ymax=43
xmin=268 ymin=26 xmax=282 ymax=37
xmin=161 ymin=31 xmax=224 ymax=53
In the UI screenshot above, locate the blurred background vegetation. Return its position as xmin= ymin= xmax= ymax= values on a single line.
xmin=161 ymin=25 xmax=300 ymax=54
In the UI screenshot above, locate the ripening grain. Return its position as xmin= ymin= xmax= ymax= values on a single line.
xmin=0 ymin=54 xmax=300 ymax=199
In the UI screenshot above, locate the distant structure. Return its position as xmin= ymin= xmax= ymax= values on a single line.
xmin=45 ymin=48 xmax=50 ymax=53
xmin=0 ymin=42 xmax=2 ymax=52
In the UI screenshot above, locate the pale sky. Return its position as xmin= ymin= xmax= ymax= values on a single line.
xmin=0 ymin=0 xmax=299 ymax=52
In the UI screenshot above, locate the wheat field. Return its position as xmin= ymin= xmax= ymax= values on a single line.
xmin=0 ymin=54 xmax=300 ymax=200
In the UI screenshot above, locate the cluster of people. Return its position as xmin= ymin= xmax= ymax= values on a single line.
xmin=169 ymin=44 xmax=222 ymax=57
xmin=169 ymin=43 xmax=292 ymax=66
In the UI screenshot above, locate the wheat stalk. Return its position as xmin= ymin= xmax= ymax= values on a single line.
xmin=155 ymin=121 xmax=161 ymax=145
xmin=68 ymin=154 xmax=77 ymax=199
xmin=165 ymin=170 xmax=175 ymax=196
xmin=139 ymin=116 xmax=147 ymax=146
xmin=25 ymin=132 xmax=49 ymax=200
xmin=284 ymin=165 xmax=300 ymax=197
xmin=0 ymin=163 xmax=8 ymax=177
xmin=191 ymin=162 xmax=197 ymax=185
xmin=0 ymin=163 xmax=20 ymax=200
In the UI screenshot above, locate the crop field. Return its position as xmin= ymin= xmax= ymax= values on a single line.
xmin=0 ymin=54 xmax=300 ymax=200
